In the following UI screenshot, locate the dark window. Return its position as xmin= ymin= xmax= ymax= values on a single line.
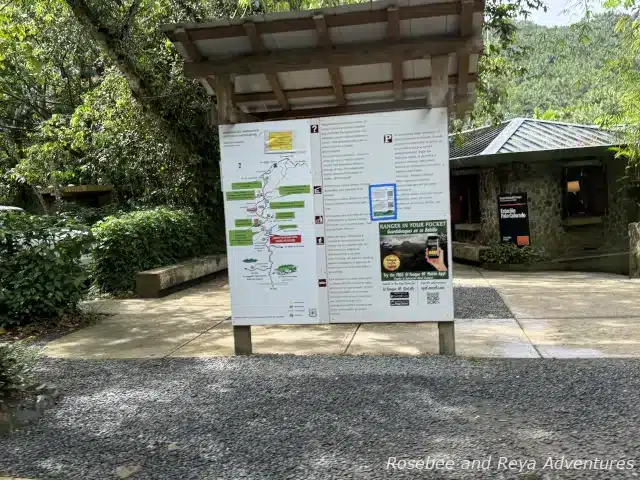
xmin=563 ymin=165 xmax=607 ymax=218
xmin=450 ymin=174 xmax=480 ymax=224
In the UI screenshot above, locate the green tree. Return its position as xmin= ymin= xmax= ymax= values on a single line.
xmin=0 ymin=0 xmax=100 ymax=207
xmin=467 ymin=12 xmax=624 ymax=127
xmin=598 ymin=0 xmax=640 ymax=211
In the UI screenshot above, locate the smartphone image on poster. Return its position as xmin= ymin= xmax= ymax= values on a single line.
xmin=426 ymin=236 xmax=439 ymax=258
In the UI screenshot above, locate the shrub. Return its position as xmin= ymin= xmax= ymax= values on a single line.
xmin=483 ymin=243 xmax=548 ymax=265
xmin=91 ymin=208 xmax=224 ymax=294
xmin=0 ymin=213 xmax=93 ymax=327
xmin=0 ymin=342 xmax=40 ymax=400
xmin=54 ymin=201 xmax=120 ymax=226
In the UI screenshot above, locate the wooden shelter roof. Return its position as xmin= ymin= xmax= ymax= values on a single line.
xmin=163 ymin=0 xmax=485 ymax=122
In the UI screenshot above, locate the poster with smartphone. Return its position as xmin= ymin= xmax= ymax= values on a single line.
xmin=379 ymin=220 xmax=449 ymax=280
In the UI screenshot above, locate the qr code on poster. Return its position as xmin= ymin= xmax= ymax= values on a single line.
xmin=427 ymin=292 xmax=440 ymax=305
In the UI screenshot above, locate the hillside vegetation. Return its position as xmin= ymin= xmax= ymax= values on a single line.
xmin=474 ymin=12 xmax=623 ymax=125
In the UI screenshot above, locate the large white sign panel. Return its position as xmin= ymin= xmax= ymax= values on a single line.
xmin=219 ymin=109 xmax=453 ymax=326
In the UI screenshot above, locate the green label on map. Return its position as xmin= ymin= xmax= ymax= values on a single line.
xmin=275 ymin=211 xmax=295 ymax=220
xmin=232 ymin=181 xmax=262 ymax=190
xmin=270 ymin=201 xmax=304 ymax=209
xmin=228 ymin=229 xmax=255 ymax=246
xmin=234 ymin=219 xmax=253 ymax=227
xmin=279 ymin=224 xmax=298 ymax=230
xmin=226 ymin=190 xmax=255 ymax=201
xmin=278 ymin=185 xmax=310 ymax=196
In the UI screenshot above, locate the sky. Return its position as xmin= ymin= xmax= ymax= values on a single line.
xmin=526 ymin=0 xmax=606 ymax=26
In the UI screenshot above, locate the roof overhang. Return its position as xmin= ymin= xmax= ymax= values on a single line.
xmin=450 ymin=144 xmax=619 ymax=169
xmin=450 ymin=117 xmax=623 ymax=161
xmin=163 ymin=0 xmax=485 ymax=122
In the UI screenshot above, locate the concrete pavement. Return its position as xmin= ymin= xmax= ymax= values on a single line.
xmin=43 ymin=264 xmax=640 ymax=359
xmin=481 ymin=268 xmax=640 ymax=357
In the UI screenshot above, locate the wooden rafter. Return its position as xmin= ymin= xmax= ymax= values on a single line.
xmin=166 ymin=1 xmax=485 ymax=42
xmin=243 ymin=21 xmax=290 ymax=110
xmin=313 ymin=14 xmax=345 ymax=106
xmin=235 ymin=73 xmax=477 ymax=104
xmin=175 ymin=28 xmax=257 ymax=123
xmin=174 ymin=28 xmax=216 ymax=95
xmin=428 ymin=55 xmax=450 ymax=109
xmin=183 ymin=34 xmax=482 ymax=78
xmin=255 ymin=98 xmax=461 ymax=120
xmin=212 ymin=75 xmax=235 ymax=124
xmin=456 ymin=0 xmax=475 ymax=117
xmin=386 ymin=7 xmax=403 ymax=101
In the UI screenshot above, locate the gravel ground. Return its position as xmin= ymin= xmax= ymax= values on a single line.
xmin=454 ymin=286 xmax=513 ymax=318
xmin=2 ymin=356 xmax=639 ymax=480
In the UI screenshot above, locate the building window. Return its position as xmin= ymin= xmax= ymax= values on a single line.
xmin=450 ymin=174 xmax=480 ymax=224
xmin=563 ymin=165 xmax=607 ymax=218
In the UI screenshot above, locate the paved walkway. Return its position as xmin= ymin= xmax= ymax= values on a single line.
xmin=44 ymin=264 xmax=640 ymax=359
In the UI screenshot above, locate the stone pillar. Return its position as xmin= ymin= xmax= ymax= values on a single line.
xmin=629 ymin=223 xmax=640 ymax=278
xmin=478 ymin=168 xmax=499 ymax=245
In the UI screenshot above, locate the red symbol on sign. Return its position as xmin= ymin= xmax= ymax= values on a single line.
xmin=318 ymin=279 xmax=327 ymax=287
xmin=269 ymin=235 xmax=302 ymax=244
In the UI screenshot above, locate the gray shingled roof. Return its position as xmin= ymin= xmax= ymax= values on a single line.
xmin=450 ymin=118 xmax=620 ymax=160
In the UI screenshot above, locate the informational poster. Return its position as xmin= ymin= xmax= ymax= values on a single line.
xmin=498 ymin=193 xmax=531 ymax=247
xmin=219 ymin=109 xmax=453 ymax=325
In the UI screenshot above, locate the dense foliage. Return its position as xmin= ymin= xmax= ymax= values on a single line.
xmin=0 ymin=0 xmax=232 ymax=217
xmin=0 ymin=341 xmax=40 ymax=400
xmin=91 ymin=208 xmax=224 ymax=294
xmin=53 ymin=201 xmax=119 ymax=226
xmin=469 ymin=13 xmax=623 ymax=126
xmin=0 ymin=213 xmax=92 ymax=327
xmin=483 ymin=243 xmax=548 ymax=264
xmin=596 ymin=0 xmax=640 ymax=211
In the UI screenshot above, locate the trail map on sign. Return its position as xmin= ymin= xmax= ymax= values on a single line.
xmin=220 ymin=121 xmax=320 ymax=325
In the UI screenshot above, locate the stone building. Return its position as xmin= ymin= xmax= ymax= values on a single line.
xmin=449 ymin=118 xmax=635 ymax=269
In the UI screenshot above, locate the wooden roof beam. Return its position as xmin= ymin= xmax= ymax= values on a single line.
xmin=428 ymin=54 xmax=450 ymax=109
xmin=234 ymin=73 xmax=477 ymax=103
xmin=174 ymin=28 xmax=216 ymax=95
xmin=313 ymin=14 xmax=346 ymax=106
xmin=243 ymin=21 xmax=290 ymax=110
xmin=387 ymin=7 xmax=403 ymax=101
xmin=212 ymin=74 xmax=237 ymax=124
xmin=166 ymin=1 xmax=485 ymax=42
xmin=175 ymin=29 xmax=257 ymax=123
xmin=183 ymin=34 xmax=483 ymax=78
xmin=255 ymin=98 xmax=462 ymax=121
xmin=456 ymin=0 xmax=475 ymax=118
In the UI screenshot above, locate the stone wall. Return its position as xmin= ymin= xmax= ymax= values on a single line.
xmin=473 ymin=156 xmax=635 ymax=258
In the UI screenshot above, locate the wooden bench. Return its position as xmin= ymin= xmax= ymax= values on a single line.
xmin=136 ymin=254 xmax=228 ymax=298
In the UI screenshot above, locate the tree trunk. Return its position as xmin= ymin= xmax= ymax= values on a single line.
xmin=31 ymin=185 xmax=49 ymax=214
xmin=63 ymin=0 xmax=196 ymax=155
xmin=64 ymin=0 xmax=153 ymax=101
